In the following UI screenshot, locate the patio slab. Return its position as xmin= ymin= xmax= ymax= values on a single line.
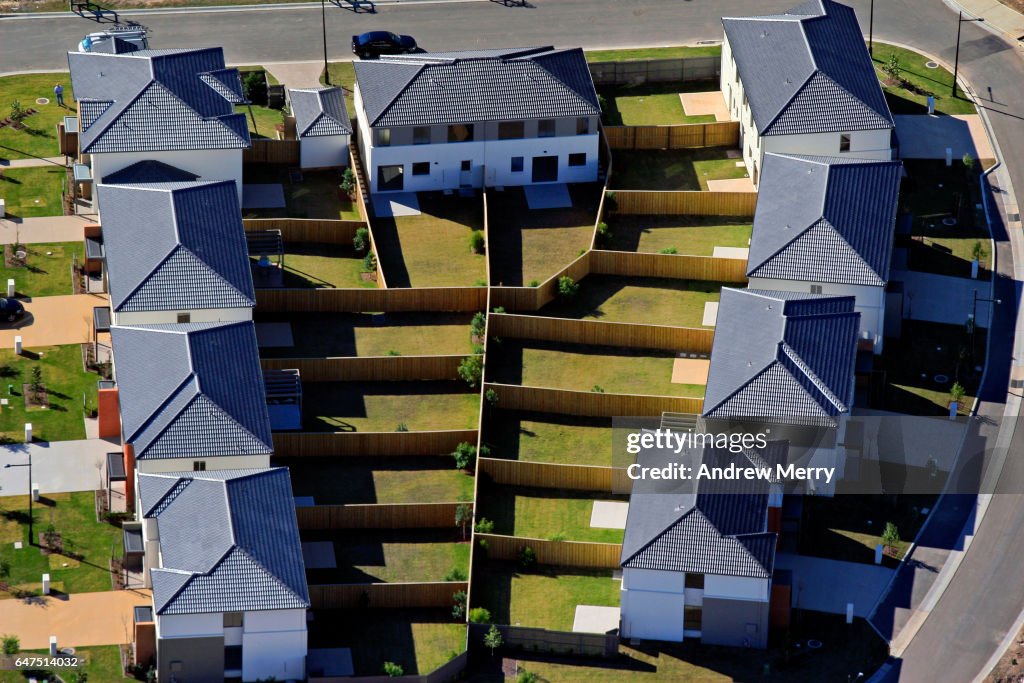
xmin=302 ymin=541 xmax=338 ymax=569
xmin=702 ymin=301 xmax=719 ymax=327
xmin=672 ymin=358 xmax=710 ymax=385
xmin=524 ymin=183 xmax=572 ymax=209
xmin=590 ymin=501 xmax=629 ymax=529
xmin=712 ymin=246 xmax=749 ymax=259
xmin=372 ymin=192 xmax=420 ymax=218
xmin=679 ymin=91 xmax=731 ymax=122
xmin=255 ymin=321 xmax=294 ymax=348
xmin=572 ymin=605 xmax=620 ymax=634
xmin=242 ymin=183 xmax=287 ymax=209
xmin=707 ymin=176 xmax=755 ymax=192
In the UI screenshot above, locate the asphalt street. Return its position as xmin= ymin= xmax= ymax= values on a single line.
xmin=3 ymin=0 xmax=1024 ymax=680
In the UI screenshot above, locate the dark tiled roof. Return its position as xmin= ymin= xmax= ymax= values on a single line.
xmin=290 ymin=87 xmax=352 ymax=138
xmin=702 ymin=289 xmax=860 ymax=426
xmin=747 ymin=154 xmax=902 ymax=286
xmin=102 ymin=160 xmax=200 ymax=184
xmin=355 ymin=46 xmax=600 ymax=127
xmin=111 ymin=321 xmax=274 ymax=460
xmin=67 ymin=47 xmax=250 ymax=153
xmin=96 ymin=180 xmax=255 ymax=312
xmin=140 ymin=468 xmax=309 ymax=615
xmin=723 ymin=0 xmax=893 ymax=136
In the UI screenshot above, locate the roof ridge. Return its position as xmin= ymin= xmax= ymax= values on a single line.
xmin=129 ymin=376 xmax=200 ymax=447
xmin=370 ymin=62 xmax=428 ymax=127
xmin=233 ymin=545 xmax=308 ymax=604
xmin=759 ymin=69 xmax=818 ymax=137
xmin=621 ymin=505 xmax=697 ymax=566
xmin=778 ymin=341 xmax=846 ymax=412
xmin=746 ymin=218 xmax=819 ymax=277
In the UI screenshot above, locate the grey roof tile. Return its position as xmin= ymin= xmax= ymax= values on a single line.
xmin=290 ymin=87 xmax=352 ymax=138
xmin=101 ymin=160 xmax=200 ymax=184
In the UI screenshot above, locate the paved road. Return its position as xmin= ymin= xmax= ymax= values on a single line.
xmin=4 ymin=0 xmax=1024 ymax=679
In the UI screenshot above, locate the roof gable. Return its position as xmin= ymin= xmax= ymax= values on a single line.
xmin=291 ymin=87 xmax=352 ymax=138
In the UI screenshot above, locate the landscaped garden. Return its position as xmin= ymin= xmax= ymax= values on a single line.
xmin=488 ymin=184 xmax=601 ymax=287
xmin=252 ymin=243 xmax=377 ymax=289
xmin=486 ymin=340 xmax=704 ymax=397
xmin=371 ymin=193 xmax=487 ymax=287
xmin=475 ymin=482 xmax=627 ymax=544
xmin=0 ymin=72 xmax=72 ymax=161
xmin=610 ymin=148 xmax=747 ymax=191
xmin=539 ymin=275 xmax=725 ymax=328
xmin=0 ymin=166 xmax=65 ymax=219
xmin=301 ymin=529 xmax=470 ymax=583
xmin=871 ymin=42 xmax=975 ymax=116
xmin=300 ymin=381 xmax=480 ymax=432
xmin=242 ymin=166 xmax=360 ymax=220
xmin=255 ymin=312 xmax=475 ymax=358
xmin=0 ymin=491 xmax=120 ymax=598
xmin=606 ymin=215 xmax=751 ymax=255
xmin=0 ymin=241 xmax=82 ymax=297
xmin=482 ymin=410 xmax=614 ymax=466
xmin=281 ymin=457 xmax=474 ymax=504
xmin=0 ymin=645 xmax=125 ymax=683
xmin=308 ymin=608 xmax=465 ymax=677
xmin=599 ymin=81 xmax=719 ymax=126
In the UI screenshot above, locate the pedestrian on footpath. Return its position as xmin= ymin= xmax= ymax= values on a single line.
xmin=54 ymin=83 xmax=64 ymax=107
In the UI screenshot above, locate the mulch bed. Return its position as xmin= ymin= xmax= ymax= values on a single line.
xmin=4 ymin=244 xmax=27 ymax=268
xmin=23 ymin=383 xmax=48 ymax=409
xmin=360 ymin=271 xmax=378 ymax=282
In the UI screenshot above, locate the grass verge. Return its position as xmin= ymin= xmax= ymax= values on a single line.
xmin=0 ymin=73 xmax=73 ymax=161
xmin=586 ymin=45 xmax=722 ymax=62
xmin=0 ymin=167 xmax=64 ymax=219
xmin=0 ymin=242 xmax=82 ymax=297
xmin=871 ymin=42 xmax=975 ymax=116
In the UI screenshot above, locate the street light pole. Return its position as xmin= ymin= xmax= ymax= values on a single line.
xmin=868 ymin=0 xmax=874 ymax=56
xmin=321 ymin=0 xmax=331 ymax=86
xmin=953 ymin=11 xmax=985 ymax=97
xmin=5 ymin=454 xmax=32 ymax=546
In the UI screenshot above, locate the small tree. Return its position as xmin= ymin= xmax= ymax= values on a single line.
xmin=474 ymin=517 xmax=494 ymax=534
xmin=452 ymin=442 xmax=477 ymax=470
xmin=483 ymin=624 xmax=503 ymax=656
xmin=882 ymin=53 xmax=902 ymax=83
xmin=362 ymin=252 xmax=377 ymax=273
xmin=382 ymin=661 xmax=404 ymax=677
xmin=241 ymin=71 xmax=268 ymax=105
xmin=353 ymin=227 xmax=369 ymax=253
xmin=558 ymin=276 xmax=579 ymax=300
xmin=458 ymin=355 xmax=483 ymax=388
xmin=972 ymin=241 xmax=985 ymax=266
xmin=469 ymin=230 xmax=485 ymax=254
xmin=2 ymin=634 xmax=19 ymax=656
xmin=517 ymin=671 xmax=540 ymax=683
xmin=519 ymin=545 xmax=537 ymax=571
xmin=339 ymin=167 xmax=356 ymax=197
xmin=950 ymin=381 xmax=966 ymax=406
xmin=452 ymin=590 xmax=467 ymax=620
xmin=9 ymin=100 xmax=26 ymax=123
xmin=468 ymin=607 xmax=491 ymax=624
xmin=470 ymin=312 xmax=487 ymax=340
xmin=595 ymin=221 xmax=612 ymax=246
xmin=30 ymin=365 xmax=43 ymax=403
xmin=963 ymin=152 xmax=976 ymax=175
xmin=455 ymin=503 xmax=472 ymax=540
xmin=485 ymin=388 xmax=499 ymax=407
xmin=43 ymin=522 xmax=58 ymax=549
xmin=881 ymin=522 xmax=900 ymax=555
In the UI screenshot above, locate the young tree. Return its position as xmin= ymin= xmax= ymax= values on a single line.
xmin=882 ymin=54 xmax=902 ymax=83
xmin=454 ymin=503 xmax=472 ymax=540
xmin=882 ymin=522 xmax=901 ymax=555
xmin=483 ymin=624 xmax=503 ymax=656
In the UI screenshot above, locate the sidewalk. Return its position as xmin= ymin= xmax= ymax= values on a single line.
xmin=953 ymin=0 xmax=1024 ymax=38
xmin=0 ymin=156 xmax=66 ymax=169
xmin=264 ymin=61 xmax=324 ymax=89
xmin=0 ymin=215 xmax=95 ymax=244
xmin=0 ymin=589 xmax=151 ymax=649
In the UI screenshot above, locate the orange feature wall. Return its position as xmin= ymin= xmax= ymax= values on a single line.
xmin=97 ymin=387 xmax=120 ymax=439
xmin=124 ymin=443 xmax=136 ymax=513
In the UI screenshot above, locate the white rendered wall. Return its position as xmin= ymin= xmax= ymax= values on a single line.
xmin=300 ymin=135 xmax=350 ymax=169
xmin=112 ymin=306 xmax=252 ymax=327
xmin=91 ymin=148 xmax=244 ymax=208
xmin=242 ymin=609 xmax=308 ymax=682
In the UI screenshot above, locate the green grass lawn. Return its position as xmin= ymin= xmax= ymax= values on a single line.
xmin=488 ymin=340 xmax=704 ymax=397
xmin=0 ymin=73 xmax=73 ymax=161
xmin=586 ymin=45 xmax=722 ymax=62
xmin=540 ymin=275 xmax=725 ymax=328
xmin=309 ymin=608 xmax=464 ymax=677
xmin=0 ymin=645 xmax=125 ymax=682
xmin=488 ymin=184 xmax=601 ymax=287
xmin=472 ymin=562 xmax=620 ymax=631
xmin=236 ymin=103 xmax=284 ymax=139
xmin=871 ymin=42 xmax=976 ymax=116
xmin=243 ymin=166 xmax=360 ymax=220
xmin=0 ymin=492 xmax=120 ymax=598
xmin=476 ymin=483 xmax=626 ymax=544
xmin=300 ymin=381 xmax=480 ymax=432
xmin=483 ymin=411 xmax=615 ymax=466
xmin=0 ymin=241 xmax=82 ymax=297
xmin=322 ymin=62 xmax=357 ymax=114
xmin=0 ymin=345 xmax=100 ymax=443
xmin=611 ymin=148 xmax=746 ymax=191
xmin=302 ymin=530 xmax=470 ymax=583
xmin=256 ymin=312 xmax=475 ymax=358
xmin=253 ymin=243 xmax=376 ymax=289
xmin=599 ymin=82 xmax=719 ymax=126
xmin=372 ymin=193 xmax=486 ymax=287
xmin=607 ymin=215 xmax=751 ymax=255
xmin=280 ymin=457 xmax=474 ymax=504
xmin=0 ymin=166 xmax=64 ymax=219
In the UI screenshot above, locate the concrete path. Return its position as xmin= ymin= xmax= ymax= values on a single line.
xmin=264 ymin=61 xmax=324 ymax=89
xmin=0 ymin=157 xmax=66 ymax=169
xmin=680 ymin=91 xmax=731 ymax=122
xmin=0 ymin=589 xmax=151 ymax=649
xmin=890 ymin=269 xmax=993 ymax=328
xmin=0 ymin=215 xmax=95 ymax=245
xmin=955 ymin=0 xmax=1024 ymax=37
xmin=0 ymin=293 xmax=110 ymax=348
xmin=894 ymin=114 xmax=995 ymax=161
xmin=572 ymin=605 xmax=620 ymax=634
xmin=0 ymin=438 xmax=120 ymax=496
xmin=775 ymin=553 xmax=894 ymax=617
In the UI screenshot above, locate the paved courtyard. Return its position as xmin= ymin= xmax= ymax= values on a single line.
xmin=0 ymin=438 xmax=119 ymax=496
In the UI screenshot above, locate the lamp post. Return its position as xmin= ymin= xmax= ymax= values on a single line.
xmin=868 ymin=0 xmax=874 ymax=56
xmin=5 ymin=454 xmax=33 ymax=546
xmin=321 ymin=0 xmax=331 ymax=86
xmin=953 ymin=11 xmax=985 ymax=97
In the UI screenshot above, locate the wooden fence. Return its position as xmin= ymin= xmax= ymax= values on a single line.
xmin=611 ymin=190 xmax=757 ymax=216
xmin=309 ymin=581 xmax=468 ymax=609
xmin=242 ymin=218 xmax=365 ymax=244
xmin=470 ymin=622 xmax=617 ymax=658
xmin=296 ymin=502 xmax=470 ymax=530
xmin=244 ymin=139 xmax=300 ymax=164
xmin=490 ymin=251 xmax=591 ymax=312
xmin=488 ymin=313 xmax=713 ymax=354
xmin=483 ymin=383 xmax=703 ymax=417
xmin=350 ymin=139 xmax=387 ymax=285
xmin=476 ymin=534 xmax=622 ymax=569
xmin=478 ymin=458 xmax=624 ymax=493
xmin=272 ymin=429 xmax=478 ymax=457
xmin=255 ymin=287 xmax=488 ymax=313
xmin=311 ymin=652 xmax=468 ymax=683
xmin=260 ymin=355 xmax=468 ymax=382
xmin=589 ymin=54 xmax=720 ymax=86
xmin=604 ymin=121 xmax=739 ymax=150
xmin=589 ymin=249 xmax=748 ymax=282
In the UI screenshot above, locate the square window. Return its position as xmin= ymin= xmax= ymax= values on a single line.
xmin=176 ymin=312 xmax=190 ymax=324
xmin=193 ymin=461 xmax=206 ymax=471
xmin=538 ymin=119 xmax=556 ymax=138
xmin=412 ymin=162 xmax=430 ymax=176
xmin=568 ymin=153 xmax=587 ymax=167
xmin=461 ymin=160 xmax=471 ymax=172
xmin=413 ymin=127 xmax=431 ymax=145
xmin=378 ymin=128 xmax=391 ymax=147
xmin=576 ymin=117 xmax=590 ymax=135
xmin=448 ymin=124 xmax=473 ymax=143
xmin=511 ymin=156 xmax=524 ymax=173
xmin=840 ymin=133 xmax=851 ymax=152
xmin=810 ymin=284 xmax=823 ymax=294
xmin=685 ymin=573 xmax=704 ymax=589
xmin=498 ymin=121 xmax=525 ymax=140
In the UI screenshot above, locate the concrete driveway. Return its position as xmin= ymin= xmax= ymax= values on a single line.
xmin=0 ymin=589 xmax=151 ymax=649
xmin=0 ymin=294 xmax=109 ymax=348
xmin=890 ymin=269 xmax=993 ymax=328
xmin=895 ymin=115 xmax=995 ymax=161
xmin=775 ymin=553 xmax=894 ymax=617
xmin=0 ymin=438 xmax=118 ymax=496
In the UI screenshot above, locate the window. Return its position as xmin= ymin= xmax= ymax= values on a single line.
xmin=576 ymin=117 xmax=590 ymax=135
xmin=538 ymin=119 xmax=556 ymax=138
xmin=412 ymin=162 xmax=430 ymax=176
xmin=511 ymin=156 xmax=524 ymax=173
xmin=193 ymin=461 xmax=206 ymax=471
xmin=684 ymin=573 xmax=705 ymax=589
xmin=377 ymin=128 xmax=391 ymax=147
xmin=568 ymin=153 xmax=587 ymax=167
xmin=224 ymin=645 xmax=243 ymax=671
xmin=498 ymin=121 xmax=525 ymax=140
xmin=460 ymin=160 xmax=471 ymax=172
xmin=176 ymin=312 xmax=190 ymax=324
xmin=413 ymin=127 xmax=431 ymax=145
xmin=839 ymin=133 xmax=852 ymax=152
xmin=448 ymin=124 xmax=473 ymax=142
xmin=223 ymin=612 xmax=243 ymax=628
xmin=684 ymin=606 xmax=703 ymax=631
xmin=810 ymin=284 xmax=823 ymax=294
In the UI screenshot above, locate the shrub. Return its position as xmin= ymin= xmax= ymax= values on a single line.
xmin=591 ymin=385 xmax=605 ymax=393
xmin=444 ymin=567 xmax=467 ymax=582
xmin=485 ymin=388 xmax=499 ymax=406
xmin=597 ymin=93 xmax=609 ymax=114
xmin=387 ymin=349 xmax=401 ymax=356
xmin=479 ymin=444 xmax=491 ymax=458
xmin=452 ymin=442 xmax=477 ymax=470
xmin=492 ymin=306 xmax=506 ymax=314
xmin=241 ymin=71 xmax=268 ymax=105
xmin=518 ymin=671 xmax=540 ymax=683
xmin=659 ymin=247 xmax=678 ymax=254
xmin=469 ymin=230 xmax=485 ymax=254
xmin=382 ymin=661 xmax=404 ymax=677
xmin=471 ymin=312 xmax=487 ymax=339
xmin=340 ymin=167 xmax=356 ymax=196
xmin=604 ymin=191 xmax=618 ymax=212
xmin=558 ymin=276 xmax=579 ymax=299
xmin=468 ymin=607 xmax=491 ymax=624
xmin=519 ymin=545 xmax=537 ymax=570
xmin=473 ymin=279 xmax=488 ymax=287
xmin=528 ymin=280 xmax=540 ymax=288
xmin=455 ymin=503 xmax=472 ymax=539
xmin=0 ymin=555 xmax=9 ymax=578
xmin=548 ymin=532 xmax=566 ymax=542
xmin=596 ymin=221 xmax=612 ymax=246
xmin=458 ymin=354 xmax=483 ymax=388
xmin=477 ymin=537 xmax=489 ymax=557
xmin=472 ymin=344 xmax=485 ymax=355
xmin=452 ymin=590 xmax=467 ymax=620
xmin=353 ymin=226 xmax=369 ymax=253
xmin=2 ymin=634 xmax=19 ymax=656
xmin=972 ymin=240 xmax=985 ymax=262
xmin=475 ymin=517 xmax=495 ymax=534
xmin=950 ymin=381 xmax=966 ymax=404
xmin=361 ymin=252 xmax=377 ymax=272
xmin=396 ymin=423 xmax=408 ymax=432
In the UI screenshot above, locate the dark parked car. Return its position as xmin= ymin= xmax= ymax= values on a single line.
xmin=351 ymin=31 xmax=417 ymax=58
xmin=0 ymin=298 xmax=24 ymax=322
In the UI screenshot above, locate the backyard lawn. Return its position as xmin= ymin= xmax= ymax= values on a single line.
xmin=487 ymin=340 xmax=704 ymax=397
xmin=372 ymin=193 xmax=487 ymax=287
xmin=0 ymin=166 xmax=64 ymax=218
xmin=586 ymin=45 xmax=722 ymax=62
xmin=242 ymin=166 xmax=360 ymax=220
xmin=0 ymin=344 xmax=100 ymax=443
xmin=476 ymin=483 xmax=626 ymax=544
xmin=871 ymin=42 xmax=976 ymax=116
xmin=472 ymin=562 xmax=620 ymax=631
xmin=300 ymin=381 xmax=480 ymax=432
xmin=607 ymin=215 xmax=752 ymax=255
xmin=599 ymin=82 xmax=718 ymax=126
xmin=483 ymin=411 xmax=614 ymax=466
xmin=302 ymin=530 xmax=470 ymax=583
xmin=252 ymin=243 xmax=376 ymax=289
xmin=0 ymin=646 xmax=125 ymax=682
xmin=256 ymin=312 xmax=475 ymax=358
xmin=236 ymin=103 xmax=282 ymax=139
xmin=539 ymin=275 xmax=725 ymax=328
xmin=0 ymin=492 xmax=120 ymax=598
xmin=281 ymin=457 xmax=474 ymax=504
xmin=0 ymin=72 xmax=73 ymax=160
xmin=0 ymin=241 xmax=82 ymax=297
xmin=309 ymin=608 xmax=464 ymax=677
xmin=488 ymin=184 xmax=601 ymax=287
xmin=611 ymin=148 xmax=746 ymax=191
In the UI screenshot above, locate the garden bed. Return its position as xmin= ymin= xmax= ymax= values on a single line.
xmin=610 ymin=148 xmax=746 ymax=191
xmin=606 ymin=215 xmax=751 ymax=255
xmin=280 ymin=457 xmax=474 ymax=504
xmin=300 ymin=381 xmax=480 ymax=432
xmin=475 ymin=482 xmax=627 ymax=544
xmin=871 ymin=43 xmax=976 ymax=116
xmin=301 ymin=529 xmax=470 ymax=584
xmin=482 ymin=410 xmax=615 ymax=466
